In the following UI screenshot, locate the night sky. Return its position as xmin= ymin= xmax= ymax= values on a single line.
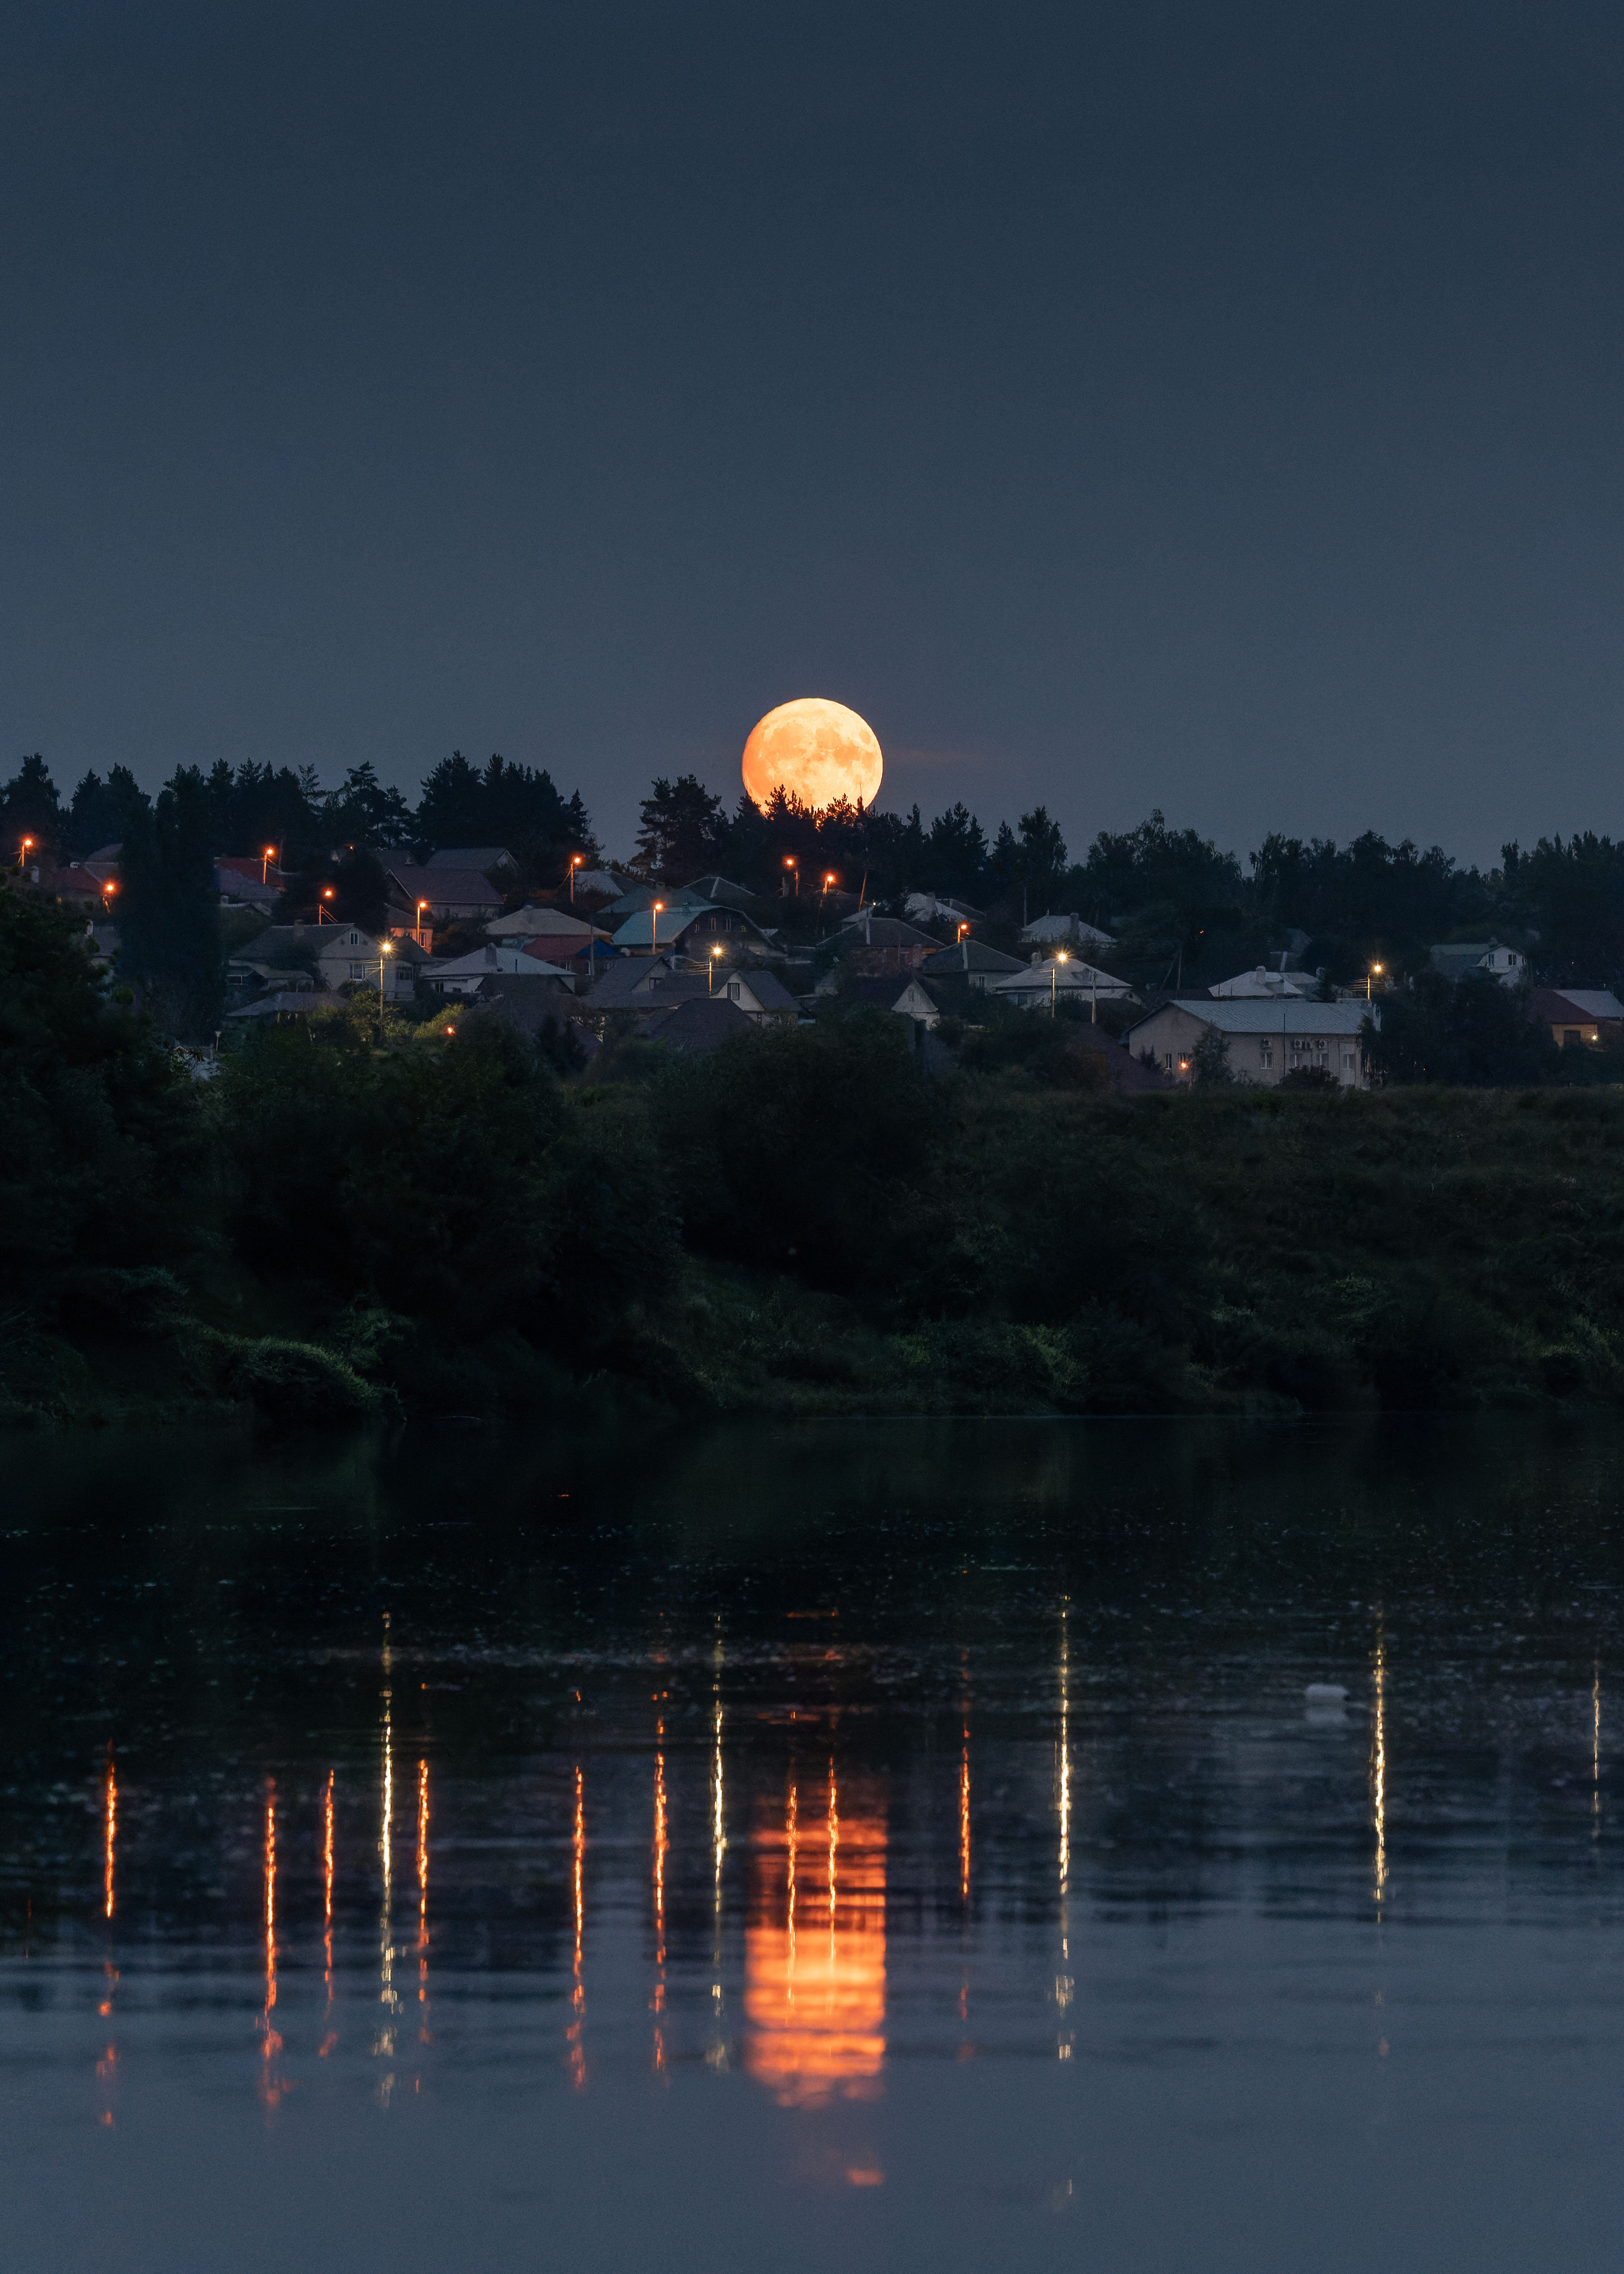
xmin=4 ymin=2 xmax=1622 ymax=865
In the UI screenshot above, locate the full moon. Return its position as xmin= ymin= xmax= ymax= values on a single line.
xmin=741 ymin=697 xmax=883 ymax=812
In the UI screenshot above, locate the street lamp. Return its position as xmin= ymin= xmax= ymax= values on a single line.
xmin=784 ymin=857 xmax=798 ymax=897
xmin=822 ymin=871 xmax=836 ymax=900
xmin=569 ymin=854 xmax=584 ymax=902
xmin=651 ymin=900 xmax=664 ymax=958
xmin=378 ymin=940 xmax=393 ymax=1014
xmin=709 ymin=943 xmax=723 ymax=994
xmin=1367 ymin=961 xmax=1383 ymax=1002
xmin=417 ymin=899 xmax=430 ymax=946
xmin=319 ymin=887 xmax=335 ymax=923
xmin=262 ymin=845 xmax=277 ymax=884
xmin=1050 ymin=948 xmax=1069 ymax=1019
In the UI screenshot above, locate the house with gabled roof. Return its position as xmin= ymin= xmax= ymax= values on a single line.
xmin=1123 ymin=997 xmax=1374 ymax=1088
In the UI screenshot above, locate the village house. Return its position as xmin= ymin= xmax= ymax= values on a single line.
xmin=919 ymin=937 xmax=1027 ymax=992
xmin=1018 ymin=912 xmax=1115 ymax=951
xmin=383 ymin=857 xmax=504 ymax=924
xmin=425 ymin=845 xmax=518 ymax=876
xmin=1427 ymin=939 xmax=1526 ymax=985
xmin=836 ymin=974 xmax=945 ymax=1028
xmin=1527 ymin=987 xmax=1624 ymax=1048
xmin=316 ymin=925 xmax=424 ymax=998
xmin=1210 ymin=956 xmax=1317 ymax=999
xmin=713 ymin=967 xmax=798 ymax=1025
xmin=993 ymin=956 xmax=1134 ymax=1012
xmin=610 ymin=901 xmax=773 ymax=956
xmin=1123 ymin=998 xmax=1374 ymax=1088
xmin=424 ymin=942 xmax=575 ymax=997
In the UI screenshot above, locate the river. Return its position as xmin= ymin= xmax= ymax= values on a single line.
xmin=3 ymin=1414 xmax=1624 ymax=2271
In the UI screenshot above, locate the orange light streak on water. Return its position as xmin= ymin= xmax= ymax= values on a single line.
xmin=652 ymin=1722 xmax=668 ymax=2070
xmin=319 ymin=1769 xmax=336 ymax=2056
xmin=745 ymin=1770 xmax=885 ymax=2111
xmin=960 ymin=1729 xmax=971 ymax=1904
xmin=1371 ymin=1629 xmax=1388 ymax=1911
xmin=417 ymin=1759 xmax=430 ymax=2015
xmin=260 ymin=1783 xmax=284 ymax=2101
xmin=567 ymin=1766 xmax=587 ymax=2091
xmin=103 ymin=1756 xmax=116 ymax=1921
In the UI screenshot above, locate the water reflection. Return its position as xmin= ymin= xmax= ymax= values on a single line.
xmin=567 ymin=1765 xmax=586 ymax=2092
xmin=1371 ymin=1627 xmax=1388 ymax=1911
xmin=416 ymin=1759 xmax=430 ymax=2041
xmin=744 ymin=1767 xmax=886 ymax=2108
xmin=652 ymin=1718 xmax=668 ymax=2073
xmin=378 ymin=1617 xmax=397 ymax=2092
xmin=260 ymin=1783 xmax=283 ymax=2105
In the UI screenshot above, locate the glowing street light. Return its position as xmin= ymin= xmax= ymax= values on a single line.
xmin=318 ymin=887 xmax=335 ymax=923
xmin=19 ymin=836 xmax=34 ymax=867
xmin=1050 ymin=948 xmax=1069 ymax=1019
xmin=709 ymin=943 xmax=723 ymax=994
xmin=569 ymin=854 xmax=584 ymax=902
xmin=784 ymin=857 xmax=798 ymax=897
xmin=378 ymin=940 xmax=393 ymax=1015
xmin=262 ymin=845 xmax=278 ymax=884
xmin=1367 ymin=961 xmax=1383 ymax=1002
xmin=417 ymin=899 xmax=430 ymax=946
xmin=822 ymin=871 xmax=836 ymax=900
xmin=651 ymin=900 xmax=665 ymax=958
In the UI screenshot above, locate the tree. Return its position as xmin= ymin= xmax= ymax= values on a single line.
xmin=1 ymin=755 xmax=63 ymax=861
xmin=326 ymin=763 xmax=414 ymax=852
xmin=633 ymin=774 xmax=729 ymax=879
xmin=119 ymin=769 xmax=224 ymax=1039
xmin=1503 ymin=834 xmax=1624 ymax=987
xmin=1190 ymin=1029 xmax=1234 ymax=1085
xmin=329 ymin=847 xmax=390 ymax=933
xmin=63 ymin=766 xmax=146 ymax=859
xmin=1362 ymin=972 xmax=1556 ymax=1087
xmin=416 ymin=752 xmax=485 ymax=849
xmin=923 ymin=804 xmax=989 ymax=900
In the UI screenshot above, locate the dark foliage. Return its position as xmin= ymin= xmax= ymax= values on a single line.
xmin=118 ymin=769 xmax=225 ymax=1039
xmin=1363 ymin=972 xmax=1557 ymax=1087
xmin=1 ymin=756 xmax=62 ymax=861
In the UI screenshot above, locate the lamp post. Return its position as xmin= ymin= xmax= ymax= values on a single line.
xmin=570 ymin=855 xmax=584 ymax=902
xmin=651 ymin=900 xmax=664 ymax=959
xmin=1367 ymin=961 xmax=1383 ymax=1002
xmin=709 ymin=943 xmax=722 ymax=995
xmin=822 ymin=871 xmax=836 ymax=900
xmin=19 ymin=836 xmax=33 ymax=869
xmin=319 ymin=887 xmax=335 ymax=923
xmin=417 ymin=899 xmax=430 ymax=946
xmin=378 ymin=940 xmax=393 ymax=1018
xmin=262 ymin=845 xmax=277 ymax=884
xmin=784 ymin=857 xmax=798 ymax=897
xmin=1050 ymin=949 xmax=1069 ymax=1019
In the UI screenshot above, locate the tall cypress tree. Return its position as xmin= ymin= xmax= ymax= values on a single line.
xmin=119 ymin=769 xmax=224 ymax=1039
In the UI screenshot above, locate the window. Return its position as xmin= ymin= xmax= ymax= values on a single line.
xmin=1564 ymin=1028 xmax=1581 ymax=1048
xmin=1342 ymin=1051 xmax=1355 ymax=1072
xmin=1259 ymin=1043 xmax=1273 ymax=1069
xmin=1163 ymin=1052 xmax=1174 ymax=1069
xmin=349 ymin=962 xmax=365 ymax=979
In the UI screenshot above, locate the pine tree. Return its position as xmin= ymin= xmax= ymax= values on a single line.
xmin=119 ymin=769 xmax=224 ymax=1039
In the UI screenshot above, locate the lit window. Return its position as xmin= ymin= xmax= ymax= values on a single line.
xmin=1163 ymin=1051 xmax=1173 ymax=1069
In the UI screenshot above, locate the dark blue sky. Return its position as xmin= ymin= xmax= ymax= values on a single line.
xmin=4 ymin=2 xmax=1622 ymax=865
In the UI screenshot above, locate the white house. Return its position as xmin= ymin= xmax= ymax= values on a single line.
xmin=1427 ymin=940 xmax=1526 ymax=986
xmin=316 ymin=927 xmax=417 ymax=999
xmin=1122 ymin=998 xmax=1374 ymax=1088
xmin=993 ymin=957 xmax=1134 ymax=1011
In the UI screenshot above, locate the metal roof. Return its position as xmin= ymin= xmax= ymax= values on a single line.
xmin=1125 ymin=997 xmax=1374 ymax=1037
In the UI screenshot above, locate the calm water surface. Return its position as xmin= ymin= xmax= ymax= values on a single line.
xmin=5 ymin=1415 xmax=1624 ymax=2271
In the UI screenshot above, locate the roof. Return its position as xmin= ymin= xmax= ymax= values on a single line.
xmin=1069 ymin=1025 xmax=1175 ymax=1091
xmin=488 ymin=905 xmax=600 ymax=938
xmin=425 ymin=846 xmax=516 ymax=870
xmin=679 ymin=875 xmax=757 ymax=909
xmin=840 ymin=975 xmax=938 ymax=1014
xmin=905 ymin=892 xmax=982 ymax=925
xmin=837 ymin=912 xmax=939 ymax=949
xmin=920 ymin=939 xmax=1026 ymax=976
xmin=639 ymin=996 xmax=757 ymax=1052
xmin=994 ymin=960 xmax=1132 ymax=998
xmin=1018 ymin=912 xmax=1114 ymax=948
xmin=1210 ymin=964 xmax=1314 ymax=998
xmin=225 ymin=990 xmax=342 ymax=1022
xmin=429 ymin=943 xmax=571 ymax=979
xmin=735 ymin=967 xmax=797 ymax=1013
xmin=383 ymin=861 xmax=502 ymax=909
xmin=609 ymin=903 xmax=769 ymax=949
xmin=584 ymin=959 xmax=708 ymax=1011
xmin=1125 ymin=997 xmax=1373 ymax=1038
xmin=1541 ymin=988 xmax=1624 ymax=1022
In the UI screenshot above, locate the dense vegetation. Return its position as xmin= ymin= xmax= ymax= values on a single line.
xmin=6 ymin=888 xmax=1624 ymax=1432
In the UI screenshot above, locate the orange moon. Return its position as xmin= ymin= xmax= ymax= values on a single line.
xmin=741 ymin=698 xmax=883 ymax=812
